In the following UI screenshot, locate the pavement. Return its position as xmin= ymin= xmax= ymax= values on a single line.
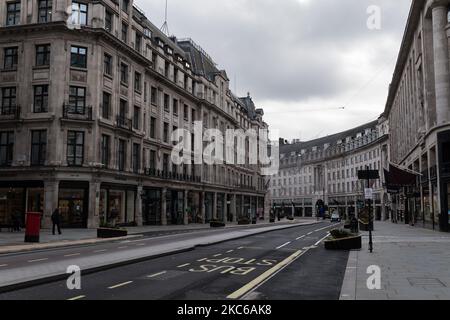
xmin=0 ymin=220 xmax=308 ymax=254
xmin=340 ymin=221 xmax=450 ymax=300
xmin=0 ymin=219 xmax=323 ymax=293
xmin=0 ymin=222 xmax=344 ymax=300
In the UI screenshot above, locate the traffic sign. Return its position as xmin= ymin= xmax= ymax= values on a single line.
xmin=365 ymin=188 xmax=373 ymax=200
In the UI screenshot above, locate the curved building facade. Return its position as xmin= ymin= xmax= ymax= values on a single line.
xmin=269 ymin=119 xmax=389 ymax=221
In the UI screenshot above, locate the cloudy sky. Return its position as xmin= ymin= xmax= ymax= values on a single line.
xmin=136 ymin=0 xmax=412 ymax=141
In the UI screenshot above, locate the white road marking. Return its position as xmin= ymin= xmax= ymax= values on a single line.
xmin=67 ymin=295 xmax=86 ymax=301
xmin=177 ymin=263 xmax=191 ymax=268
xmin=118 ymin=246 xmax=128 ymax=249
xmin=307 ymin=232 xmax=313 ymax=235
xmin=0 ymin=264 xmax=8 ymax=267
xmin=314 ymin=233 xmax=331 ymax=246
xmin=237 ymin=247 xmax=244 ymax=250
xmin=276 ymin=242 xmax=291 ymax=250
xmin=147 ymin=271 xmax=167 ymax=278
xmin=136 ymin=243 xmax=146 ymax=246
xmin=64 ymin=253 xmax=81 ymax=257
xmin=226 ymin=250 xmax=234 ymax=253
xmin=213 ymin=254 xmax=222 ymax=257
xmin=108 ymin=281 xmax=133 ymax=289
xmin=296 ymin=235 xmax=306 ymax=240
xmin=94 ymin=249 xmax=107 ymax=253
xmin=28 ymin=258 xmax=48 ymax=263
xmin=314 ymin=223 xmax=340 ymax=233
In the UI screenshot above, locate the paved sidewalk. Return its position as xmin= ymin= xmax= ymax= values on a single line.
xmin=0 ymin=219 xmax=314 ymax=254
xmin=340 ymin=221 xmax=450 ymax=300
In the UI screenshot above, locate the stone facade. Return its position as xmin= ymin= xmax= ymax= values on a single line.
xmin=269 ymin=119 xmax=389 ymax=221
xmin=0 ymin=0 xmax=268 ymax=229
xmin=383 ymin=0 xmax=450 ymax=231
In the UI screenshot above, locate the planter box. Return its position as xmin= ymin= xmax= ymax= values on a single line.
xmin=97 ymin=228 xmax=128 ymax=239
xmin=269 ymin=218 xmax=275 ymax=223
xmin=238 ymin=219 xmax=250 ymax=225
xmin=359 ymin=221 xmax=370 ymax=231
xmin=324 ymin=235 xmax=362 ymax=250
xmin=210 ymin=221 xmax=226 ymax=228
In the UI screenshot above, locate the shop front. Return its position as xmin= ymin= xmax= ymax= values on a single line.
xmin=205 ymin=192 xmax=214 ymax=223
xmin=0 ymin=181 xmax=44 ymax=228
xmin=165 ymin=190 xmax=184 ymax=225
xmin=142 ymin=188 xmax=161 ymax=225
xmin=99 ymin=184 xmax=136 ymax=227
xmin=58 ymin=182 xmax=88 ymax=228
xmin=187 ymin=191 xmax=201 ymax=223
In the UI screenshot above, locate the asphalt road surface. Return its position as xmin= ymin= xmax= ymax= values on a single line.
xmin=0 ymin=222 xmax=348 ymax=300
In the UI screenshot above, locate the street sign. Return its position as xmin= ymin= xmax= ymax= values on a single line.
xmin=365 ymin=188 xmax=373 ymax=200
xmin=358 ymin=170 xmax=380 ymax=180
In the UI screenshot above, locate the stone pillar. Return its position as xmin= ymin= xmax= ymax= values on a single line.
xmin=232 ymin=194 xmax=237 ymax=223
xmin=213 ymin=192 xmax=218 ymax=220
xmin=161 ymin=188 xmax=167 ymax=226
xmin=135 ymin=185 xmax=143 ymax=226
xmin=43 ymin=180 xmax=59 ymax=229
xmin=241 ymin=195 xmax=245 ymax=219
xmin=345 ymin=197 xmax=349 ymax=221
xmin=184 ymin=190 xmax=189 ymax=225
xmin=87 ymin=181 xmax=101 ymax=229
xmin=200 ymin=191 xmax=206 ymax=223
xmin=223 ymin=194 xmax=228 ymax=224
xmin=432 ymin=3 xmax=450 ymax=124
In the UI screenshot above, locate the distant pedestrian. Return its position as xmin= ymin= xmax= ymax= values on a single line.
xmin=11 ymin=210 xmax=21 ymax=232
xmin=51 ymin=208 xmax=62 ymax=235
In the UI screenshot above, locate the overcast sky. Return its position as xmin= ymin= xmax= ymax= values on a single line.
xmin=136 ymin=0 xmax=412 ymax=141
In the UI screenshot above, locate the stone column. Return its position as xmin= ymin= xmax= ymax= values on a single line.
xmin=213 ymin=192 xmax=218 ymax=220
xmin=200 ymin=191 xmax=206 ymax=223
xmin=241 ymin=195 xmax=245 ymax=219
xmin=432 ymin=3 xmax=450 ymax=124
xmin=43 ymin=180 xmax=59 ymax=229
xmin=135 ymin=185 xmax=143 ymax=226
xmin=161 ymin=188 xmax=167 ymax=226
xmin=223 ymin=194 xmax=228 ymax=224
xmin=87 ymin=181 xmax=101 ymax=229
xmin=232 ymin=194 xmax=237 ymax=223
xmin=184 ymin=190 xmax=189 ymax=225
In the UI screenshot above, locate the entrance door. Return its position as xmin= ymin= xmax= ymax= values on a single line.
xmin=58 ymin=188 xmax=87 ymax=228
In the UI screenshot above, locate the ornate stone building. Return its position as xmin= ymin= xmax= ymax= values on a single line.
xmin=383 ymin=0 xmax=450 ymax=231
xmin=0 ymin=0 xmax=268 ymax=228
xmin=269 ymin=119 xmax=389 ymax=221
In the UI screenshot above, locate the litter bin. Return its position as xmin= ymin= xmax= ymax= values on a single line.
xmin=25 ymin=212 xmax=42 ymax=243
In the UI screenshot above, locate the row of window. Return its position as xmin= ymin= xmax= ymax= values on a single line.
xmin=0 ymin=85 xmax=84 ymax=115
xmin=0 ymin=130 xmax=46 ymax=166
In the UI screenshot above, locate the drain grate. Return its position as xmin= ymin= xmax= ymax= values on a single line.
xmin=407 ymin=278 xmax=446 ymax=287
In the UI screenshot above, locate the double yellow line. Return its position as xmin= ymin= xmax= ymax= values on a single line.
xmin=227 ymin=249 xmax=308 ymax=300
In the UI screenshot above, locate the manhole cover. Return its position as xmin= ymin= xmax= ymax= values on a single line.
xmin=408 ymin=278 xmax=446 ymax=287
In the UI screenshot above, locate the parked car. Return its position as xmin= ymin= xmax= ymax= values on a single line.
xmin=331 ymin=212 xmax=341 ymax=222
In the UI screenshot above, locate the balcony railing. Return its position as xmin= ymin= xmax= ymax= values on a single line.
xmin=144 ymin=168 xmax=201 ymax=183
xmin=62 ymin=104 xmax=93 ymax=121
xmin=116 ymin=115 xmax=132 ymax=131
xmin=0 ymin=106 xmax=21 ymax=120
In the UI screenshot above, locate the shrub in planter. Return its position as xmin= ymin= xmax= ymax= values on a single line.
xmin=238 ymin=217 xmax=250 ymax=225
xmin=210 ymin=220 xmax=226 ymax=228
xmin=97 ymin=227 xmax=128 ymax=239
xmin=324 ymin=228 xmax=362 ymax=250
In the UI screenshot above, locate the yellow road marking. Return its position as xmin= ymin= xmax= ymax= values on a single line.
xmin=227 ymin=249 xmax=306 ymax=300
xmin=108 ymin=281 xmax=133 ymax=289
xmin=67 ymin=295 xmax=86 ymax=301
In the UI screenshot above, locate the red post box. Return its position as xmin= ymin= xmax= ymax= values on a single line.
xmin=25 ymin=212 xmax=42 ymax=243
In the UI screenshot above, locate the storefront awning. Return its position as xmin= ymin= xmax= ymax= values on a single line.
xmin=384 ymin=163 xmax=419 ymax=193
